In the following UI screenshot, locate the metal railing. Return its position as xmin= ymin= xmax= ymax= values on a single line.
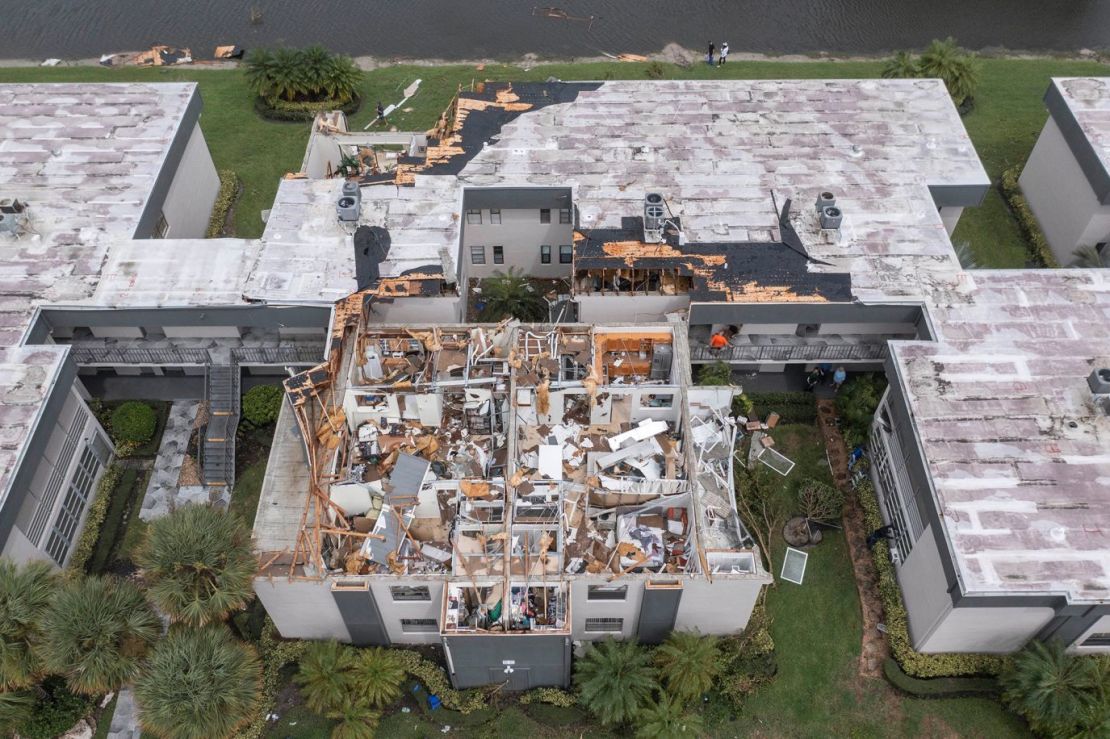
xmin=231 ymin=344 xmax=326 ymax=365
xmin=68 ymin=347 xmax=210 ymax=365
xmin=690 ymin=343 xmax=890 ymax=363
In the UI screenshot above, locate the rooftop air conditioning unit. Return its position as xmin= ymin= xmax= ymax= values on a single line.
xmin=0 ymin=199 xmax=28 ymax=236
xmin=819 ymin=205 xmax=843 ymax=230
xmin=815 ymin=191 xmax=836 ymax=214
xmin=643 ymin=192 xmax=665 ymax=244
xmin=341 ymin=181 xmax=361 ymax=205
xmin=337 ymin=196 xmax=360 ymax=222
xmin=1089 ymin=367 xmax=1110 ymax=414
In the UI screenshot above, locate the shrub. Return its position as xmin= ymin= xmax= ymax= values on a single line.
xmin=883 ymin=658 xmax=999 ymax=698
xmin=477 ymin=267 xmax=547 ymax=322
xmin=0 ymin=560 xmax=56 ymax=689
xmin=744 ymin=391 xmax=817 ymax=424
xmin=235 ymin=619 xmax=308 ymax=739
xmin=798 ymin=478 xmax=844 ymax=523
xmin=1000 ymin=165 xmax=1059 ymax=268
xmin=575 ymin=638 xmax=657 ymax=726
xmin=716 ymin=602 xmax=777 ymax=707
xmin=645 ymin=62 xmax=666 ymax=80
xmin=14 ymin=677 xmax=90 ymax=739
xmin=205 ymin=170 xmax=241 ymax=238
xmin=245 ymin=46 xmax=362 ymax=105
xmin=109 ymin=401 xmax=157 ymax=445
xmin=999 ymin=640 xmax=1107 ymax=737
xmin=857 ymin=480 xmax=1007 ymax=678
xmin=65 ymin=464 xmax=120 ymax=576
xmin=655 ymin=630 xmax=720 ymax=704
xmin=242 ymin=384 xmax=284 ymax=427
xmin=835 ymin=373 xmax=885 ymax=448
xmin=253 ymin=93 xmax=362 ymax=122
xmin=697 ymin=361 xmax=732 ymax=386
xmin=519 ymin=687 xmax=579 ymax=707
xmin=391 ymin=649 xmax=488 ymax=713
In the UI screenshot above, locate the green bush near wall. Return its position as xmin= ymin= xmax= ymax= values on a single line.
xmin=241 ymin=385 xmax=284 ymax=428
xmin=999 ymin=166 xmax=1059 ymax=268
xmin=205 ymin=169 xmax=241 ymax=238
xmin=64 ymin=464 xmax=121 ymax=575
xmin=253 ymin=94 xmax=362 ymax=122
xmin=109 ymin=401 xmax=157 ymax=445
xmin=744 ymin=392 xmax=819 ymax=424
xmin=857 ymin=480 xmax=1008 ymax=678
xmin=882 ymin=658 xmax=1000 ymax=698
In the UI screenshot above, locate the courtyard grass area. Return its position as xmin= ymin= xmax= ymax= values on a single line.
xmin=717 ymin=423 xmax=1028 ymax=738
xmin=0 ymin=57 xmax=1105 ymax=260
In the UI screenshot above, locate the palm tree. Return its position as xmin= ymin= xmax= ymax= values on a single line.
xmin=477 ymin=267 xmax=548 ymax=322
xmin=1000 ymin=640 xmax=1101 ymax=736
xmin=295 ymin=640 xmax=356 ymax=714
xmin=136 ymin=504 xmax=256 ymax=628
xmin=323 ymin=55 xmax=363 ymax=103
xmin=0 ymin=690 xmax=34 ymax=734
xmin=39 ymin=575 xmax=160 ymax=696
xmin=243 ymin=48 xmax=276 ymax=100
xmin=574 ymin=638 xmax=657 ymax=726
xmin=654 ymin=630 xmax=720 ymax=704
xmin=299 ymin=45 xmax=332 ymax=98
xmin=918 ymin=37 xmax=980 ymax=107
xmin=635 ymin=694 xmax=704 ymax=738
xmin=327 ymin=699 xmax=380 ymax=739
xmin=1071 ymin=244 xmax=1109 ymax=268
xmin=349 ymin=647 xmax=405 ymax=708
xmin=0 ymin=559 xmax=55 ymax=689
xmin=269 ymin=47 xmax=309 ymax=102
xmin=881 ymin=50 xmax=920 ymax=79
xmin=135 ymin=626 xmax=261 ymax=739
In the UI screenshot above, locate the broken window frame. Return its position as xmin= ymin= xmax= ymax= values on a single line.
xmin=400 ymin=618 xmax=439 ymax=633
xmin=390 ymin=585 xmax=432 ymax=602
xmin=586 ymin=584 xmax=628 ymax=601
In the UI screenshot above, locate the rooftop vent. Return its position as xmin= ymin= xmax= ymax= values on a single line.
xmin=0 ymin=199 xmax=28 ymax=236
xmin=819 ymin=206 xmax=843 ymax=230
xmin=815 ymin=191 xmax=836 ymax=214
xmin=1090 ymin=368 xmax=1110 ymax=415
xmin=643 ymin=193 xmax=665 ymax=244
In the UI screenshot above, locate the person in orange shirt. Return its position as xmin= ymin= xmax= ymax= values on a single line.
xmin=709 ymin=331 xmax=728 ymax=354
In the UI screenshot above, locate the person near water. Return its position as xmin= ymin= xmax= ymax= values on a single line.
xmin=707 ymin=41 xmax=715 ymax=65
xmin=718 ymin=42 xmax=730 ymax=65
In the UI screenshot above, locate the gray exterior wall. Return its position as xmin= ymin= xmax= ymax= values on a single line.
xmin=462 ymin=208 xmax=574 ymax=280
xmin=253 ymin=577 xmax=351 ymax=641
xmin=576 ymin=294 xmax=691 ymax=323
xmin=673 ymin=576 xmax=765 ymax=634
xmin=1020 ymin=116 xmax=1110 ymax=264
xmin=158 ymin=121 xmax=220 ymax=238
xmin=938 ymin=206 xmax=964 ymax=236
xmin=443 ymin=633 xmax=572 ymax=689
xmin=1 ymin=383 xmax=112 ymax=568
xmin=365 ymin=296 xmax=465 ymax=324
xmin=921 ymin=605 xmax=1056 ymax=653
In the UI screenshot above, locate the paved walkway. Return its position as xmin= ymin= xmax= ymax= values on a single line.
xmin=139 ymin=401 xmax=199 ymax=521
xmin=816 ymin=399 xmax=889 ymax=678
xmin=105 ymin=687 xmax=140 ymax=739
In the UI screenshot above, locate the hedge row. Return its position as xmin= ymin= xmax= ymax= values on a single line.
xmin=882 ymin=658 xmax=1000 ymax=698
xmin=743 ymin=391 xmax=818 ymax=425
xmin=857 ymin=479 xmax=1008 ymax=678
xmin=205 ymin=170 xmax=241 ymax=238
xmin=999 ymin=166 xmax=1059 ymax=268
xmin=253 ymin=94 xmax=362 ymax=122
xmin=237 ymin=618 xmax=308 ymax=739
xmin=64 ymin=464 xmax=121 ymax=575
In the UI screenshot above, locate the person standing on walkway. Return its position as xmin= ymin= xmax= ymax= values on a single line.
xmin=707 ymin=42 xmax=715 ymax=66
xmin=833 ymin=365 xmax=847 ymax=391
xmin=718 ymin=42 xmax=730 ymax=66
xmin=709 ymin=330 xmax=728 ymax=355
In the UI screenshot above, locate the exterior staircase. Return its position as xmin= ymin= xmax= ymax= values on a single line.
xmin=202 ymin=364 xmax=239 ymax=489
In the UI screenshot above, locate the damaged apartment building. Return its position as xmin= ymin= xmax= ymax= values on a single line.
xmin=253 ymin=299 xmax=766 ymax=688
xmin=0 ymin=78 xmax=1108 ymax=688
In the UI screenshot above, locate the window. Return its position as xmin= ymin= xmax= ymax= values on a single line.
xmin=559 ymin=244 xmax=573 ymax=264
xmin=470 ymin=245 xmax=486 ymax=265
xmin=540 ymin=208 xmax=551 ymax=224
xmin=585 ymin=617 xmax=623 ymax=633
xmin=400 ymin=618 xmax=439 ymax=633
xmin=587 ymin=585 xmax=627 ymax=601
xmin=540 ymin=245 xmax=552 ymax=264
xmin=640 ymin=393 xmax=674 ymax=408
xmin=870 ymin=407 xmax=924 ymax=562
xmin=559 ymin=208 xmax=572 ymax=224
xmin=390 ymin=585 xmax=431 ymax=602
xmin=45 ymin=444 xmax=104 ymax=565
xmin=466 ymin=209 xmax=482 ymax=225
xmin=490 ymin=208 xmax=502 ymax=224
xmin=152 ymin=213 xmax=169 ymax=239
xmin=356 ymin=394 xmax=387 ymax=408
xmin=1082 ymin=633 xmax=1110 ymax=648
xmin=493 ymin=245 xmax=504 ymax=265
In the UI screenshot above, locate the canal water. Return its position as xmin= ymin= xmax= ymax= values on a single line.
xmin=3 ymin=0 xmax=1110 ymax=61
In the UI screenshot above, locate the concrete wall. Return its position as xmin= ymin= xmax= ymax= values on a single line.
xmin=938 ymin=206 xmax=964 ymax=235
xmin=444 ymin=632 xmax=571 ymax=689
xmin=369 ymin=580 xmax=445 ymax=645
xmin=895 ymin=524 xmax=960 ymax=648
xmin=1020 ymin=116 xmax=1110 ymax=264
xmin=253 ymin=577 xmax=352 ymax=641
xmin=1072 ymin=615 xmax=1110 ymax=654
xmin=575 ymin=294 xmax=691 ymax=323
xmin=462 ymin=208 xmax=574 ymax=279
xmin=159 ymin=122 xmax=220 ymax=239
xmin=674 ymin=576 xmax=765 ymax=634
xmin=570 ymin=578 xmax=643 ymax=641
xmin=920 ymin=605 xmax=1056 ymax=653
xmin=365 ymin=296 xmax=464 ymax=324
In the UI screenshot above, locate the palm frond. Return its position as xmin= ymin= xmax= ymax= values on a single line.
xmin=574 ymin=638 xmax=657 ymax=726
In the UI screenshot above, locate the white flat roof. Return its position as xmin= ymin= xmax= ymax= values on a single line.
xmin=893 ymin=268 xmax=1110 ymax=603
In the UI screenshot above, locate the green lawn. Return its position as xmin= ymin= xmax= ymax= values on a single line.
xmin=714 ymin=424 xmax=1029 ymax=738
xmin=0 ymin=57 xmax=1106 ymax=260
